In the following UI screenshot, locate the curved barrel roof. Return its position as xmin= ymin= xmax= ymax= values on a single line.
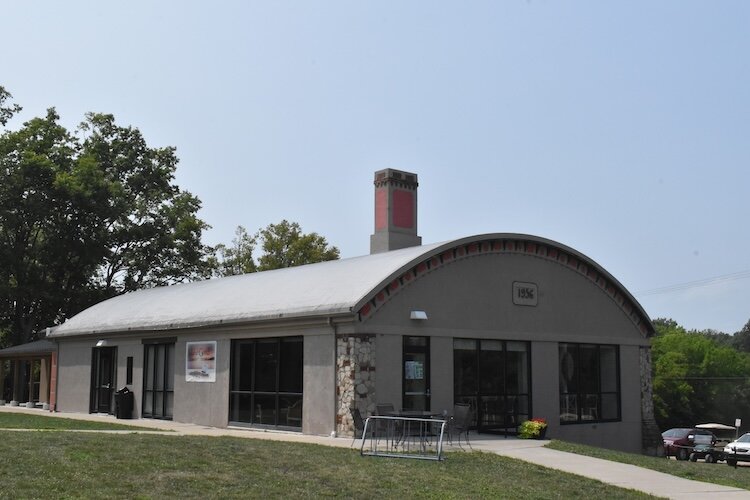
xmin=49 ymin=234 xmax=654 ymax=338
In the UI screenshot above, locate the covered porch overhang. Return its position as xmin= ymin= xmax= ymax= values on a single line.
xmin=0 ymin=339 xmax=57 ymax=411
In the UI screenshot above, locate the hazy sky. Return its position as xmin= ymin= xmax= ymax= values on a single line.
xmin=3 ymin=1 xmax=749 ymax=334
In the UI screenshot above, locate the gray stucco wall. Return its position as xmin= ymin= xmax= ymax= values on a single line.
xmin=374 ymin=333 xmax=402 ymax=409
xmin=303 ymin=332 xmax=335 ymax=436
xmin=361 ymin=253 xmax=647 ymax=345
xmin=430 ymin=336 xmax=453 ymax=415
xmin=56 ymin=340 xmax=94 ymax=413
xmin=56 ymin=337 xmax=144 ymax=416
xmin=115 ymin=339 xmax=145 ymax=417
xmin=173 ymin=335 xmax=230 ymax=428
xmin=360 ymin=250 xmax=649 ymax=452
xmin=54 ymin=322 xmax=341 ymax=433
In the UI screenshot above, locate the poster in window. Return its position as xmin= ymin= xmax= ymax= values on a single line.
xmin=404 ymin=360 xmax=424 ymax=380
xmin=186 ymin=341 xmax=216 ymax=382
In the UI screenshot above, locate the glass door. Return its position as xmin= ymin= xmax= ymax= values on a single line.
xmin=91 ymin=347 xmax=116 ymax=414
xmin=403 ymin=336 xmax=430 ymax=411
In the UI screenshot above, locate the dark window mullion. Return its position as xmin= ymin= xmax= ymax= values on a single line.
xmin=573 ymin=344 xmax=583 ymax=423
xmin=161 ymin=345 xmax=169 ymax=417
xmin=250 ymin=342 xmax=256 ymax=424
xmin=596 ymin=345 xmax=602 ymax=420
xmin=142 ymin=347 xmax=148 ymax=417
xmin=152 ymin=345 xmax=158 ymax=418
xmin=275 ymin=339 xmax=281 ymax=426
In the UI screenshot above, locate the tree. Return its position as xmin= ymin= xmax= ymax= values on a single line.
xmin=210 ymin=220 xmax=340 ymax=276
xmin=210 ymin=225 xmax=257 ymax=277
xmin=731 ymin=319 xmax=750 ymax=353
xmin=651 ymin=318 xmax=750 ymax=430
xmin=0 ymin=86 xmax=21 ymax=126
xmin=0 ymin=108 xmax=100 ymax=347
xmin=0 ymin=98 xmax=211 ymax=347
xmin=78 ymin=112 xmax=211 ymax=295
xmin=256 ymin=220 xmax=339 ymax=272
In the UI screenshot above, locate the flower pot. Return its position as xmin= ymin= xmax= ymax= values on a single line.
xmin=535 ymin=427 xmax=547 ymax=440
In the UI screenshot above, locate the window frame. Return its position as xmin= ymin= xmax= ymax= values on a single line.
xmin=229 ymin=336 xmax=303 ymax=430
xmin=141 ymin=341 xmax=175 ymax=420
xmin=559 ymin=342 xmax=621 ymax=425
xmin=453 ymin=338 xmax=532 ymax=433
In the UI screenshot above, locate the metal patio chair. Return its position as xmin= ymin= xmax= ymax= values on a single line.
xmin=350 ymin=407 xmax=365 ymax=448
xmin=451 ymin=403 xmax=473 ymax=449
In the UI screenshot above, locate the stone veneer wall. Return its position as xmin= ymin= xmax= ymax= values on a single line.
xmin=336 ymin=334 xmax=376 ymax=436
xmin=640 ymin=346 xmax=664 ymax=455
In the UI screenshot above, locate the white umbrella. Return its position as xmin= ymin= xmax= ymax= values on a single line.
xmin=695 ymin=423 xmax=736 ymax=430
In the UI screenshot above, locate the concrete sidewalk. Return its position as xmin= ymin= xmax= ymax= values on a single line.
xmin=2 ymin=406 xmax=749 ymax=499
xmin=469 ymin=438 xmax=750 ymax=499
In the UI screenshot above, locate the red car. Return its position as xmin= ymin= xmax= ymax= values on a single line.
xmin=662 ymin=428 xmax=717 ymax=460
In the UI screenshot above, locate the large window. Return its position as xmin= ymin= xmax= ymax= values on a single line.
xmin=454 ymin=339 xmax=530 ymax=434
xmin=559 ymin=343 xmax=620 ymax=424
xmin=143 ymin=342 xmax=175 ymax=419
xmin=229 ymin=337 xmax=303 ymax=429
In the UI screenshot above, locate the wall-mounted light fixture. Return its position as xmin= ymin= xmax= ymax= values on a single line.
xmin=410 ymin=310 xmax=428 ymax=320
xmin=95 ymin=339 xmax=108 ymax=347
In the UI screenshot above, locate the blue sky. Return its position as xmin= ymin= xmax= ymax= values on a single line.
xmin=3 ymin=1 xmax=749 ymax=333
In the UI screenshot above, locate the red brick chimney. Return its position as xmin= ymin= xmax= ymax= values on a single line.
xmin=370 ymin=169 xmax=421 ymax=254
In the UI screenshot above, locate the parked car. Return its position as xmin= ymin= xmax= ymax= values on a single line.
xmin=662 ymin=428 xmax=717 ymax=460
xmin=723 ymin=433 xmax=750 ymax=466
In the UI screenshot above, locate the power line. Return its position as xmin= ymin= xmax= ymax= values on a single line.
xmin=661 ymin=377 xmax=750 ymax=381
xmin=635 ymin=270 xmax=750 ymax=297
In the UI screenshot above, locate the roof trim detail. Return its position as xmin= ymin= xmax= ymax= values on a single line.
xmin=354 ymin=234 xmax=655 ymax=338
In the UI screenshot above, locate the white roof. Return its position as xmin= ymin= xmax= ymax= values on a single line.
xmin=50 ymin=241 xmax=446 ymax=337
xmin=49 ymin=233 xmax=655 ymax=338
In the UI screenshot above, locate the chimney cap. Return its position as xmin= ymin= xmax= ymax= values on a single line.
xmin=373 ymin=168 xmax=418 ymax=188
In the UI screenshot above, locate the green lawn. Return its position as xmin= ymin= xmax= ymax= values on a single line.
xmin=0 ymin=430 xmax=657 ymax=499
xmin=547 ymin=440 xmax=750 ymax=491
xmin=0 ymin=412 xmax=162 ymax=431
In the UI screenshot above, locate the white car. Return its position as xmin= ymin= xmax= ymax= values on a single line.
xmin=723 ymin=432 xmax=750 ymax=466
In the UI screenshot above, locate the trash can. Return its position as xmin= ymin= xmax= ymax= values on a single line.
xmin=114 ymin=387 xmax=134 ymax=419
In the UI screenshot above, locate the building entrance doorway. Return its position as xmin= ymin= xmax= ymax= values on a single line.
xmin=453 ymin=339 xmax=530 ymax=434
xmin=90 ymin=347 xmax=116 ymax=414
xmin=403 ymin=336 xmax=430 ymax=410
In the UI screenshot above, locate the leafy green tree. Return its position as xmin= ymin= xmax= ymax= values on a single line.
xmin=256 ymin=220 xmax=339 ymax=272
xmin=0 ymin=86 xmax=21 ymax=126
xmin=78 ymin=113 xmax=211 ymax=295
xmin=211 ymin=225 xmax=257 ymax=277
xmin=0 ymin=109 xmax=103 ymax=347
xmin=210 ymin=221 xmax=340 ymax=276
xmin=652 ymin=318 xmax=750 ymax=430
xmin=731 ymin=320 xmax=750 ymax=353
xmin=0 ymin=99 xmax=211 ymax=347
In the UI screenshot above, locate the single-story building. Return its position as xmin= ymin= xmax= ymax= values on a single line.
xmin=44 ymin=169 xmax=661 ymax=453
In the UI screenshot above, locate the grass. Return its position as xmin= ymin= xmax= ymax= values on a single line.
xmin=0 ymin=412 xmax=163 ymax=431
xmin=547 ymin=440 xmax=750 ymax=491
xmin=0 ymin=431 xmax=658 ymax=499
